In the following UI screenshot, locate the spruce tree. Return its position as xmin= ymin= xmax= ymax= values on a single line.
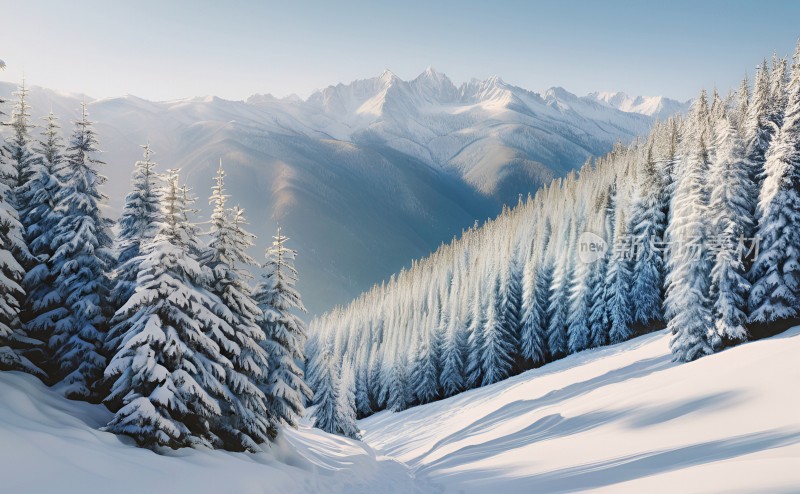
xmin=629 ymin=142 xmax=667 ymax=327
xmin=336 ymin=363 xmax=360 ymax=439
xmin=708 ymin=111 xmax=753 ymax=346
xmin=109 ymin=145 xmax=164 ymax=319
xmin=666 ymin=93 xmax=715 ymax=362
xmin=749 ymin=42 xmax=800 ymax=326
xmin=481 ymin=279 xmax=515 ymax=385
xmin=205 ymin=165 xmax=275 ymax=444
xmin=438 ymin=312 xmax=466 ymax=397
xmin=464 ymin=284 xmax=484 ymax=388
xmin=0 ymin=96 xmax=42 ymax=376
xmin=46 ymin=102 xmax=114 ymax=399
xmin=254 ymin=223 xmax=313 ymax=428
xmin=606 ymin=211 xmax=633 ymax=344
xmin=104 ymin=169 xmax=270 ymax=451
xmin=22 ymin=112 xmax=64 ymax=347
xmin=311 ymin=341 xmax=342 ymax=434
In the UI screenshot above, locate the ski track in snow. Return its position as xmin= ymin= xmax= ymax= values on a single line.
xmin=2 ymin=327 xmax=799 ymax=493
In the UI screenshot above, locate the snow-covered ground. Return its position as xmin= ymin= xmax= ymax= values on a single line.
xmin=361 ymin=327 xmax=800 ymax=493
xmin=2 ymin=327 xmax=798 ymax=493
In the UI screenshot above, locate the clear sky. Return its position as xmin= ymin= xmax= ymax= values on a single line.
xmin=1 ymin=0 xmax=798 ymax=102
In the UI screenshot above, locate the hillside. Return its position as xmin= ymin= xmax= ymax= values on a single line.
xmin=0 ymin=74 xmax=684 ymax=314
xmin=2 ymin=327 xmax=798 ymax=493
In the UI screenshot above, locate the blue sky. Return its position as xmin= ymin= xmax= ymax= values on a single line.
xmin=1 ymin=0 xmax=798 ymax=101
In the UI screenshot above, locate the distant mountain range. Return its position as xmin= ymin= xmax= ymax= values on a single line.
xmin=0 ymin=70 xmax=688 ymax=314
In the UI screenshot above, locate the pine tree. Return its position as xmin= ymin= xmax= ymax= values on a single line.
xmin=104 ymin=169 xmax=270 ymax=451
xmin=411 ymin=317 xmax=440 ymax=404
xmin=254 ymin=223 xmax=313 ymax=428
xmin=0 ymin=95 xmax=42 ymax=376
xmin=606 ymin=211 xmax=633 ymax=344
xmin=745 ymin=61 xmax=775 ymax=192
xmin=205 ymin=165 xmax=275 ymax=445
xmin=481 ymin=279 xmax=515 ymax=385
xmin=438 ymin=312 xmax=466 ymax=397
xmin=708 ymin=110 xmax=753 ymax=346
xmin=335 ymin=363 xmax=360 ymax=439
xmin=109 ymin=145 xmax=164 ymax=318
xmin=311 ymin=342 xmax=342 ymax=434
xmin=629 ymin=142 xmax=667 ymax=327
xmin=547 ymin=222 xmax=572 ymax=359
xmin=46 ymin=102 xmax=114 ymax=399
xmin=521 ymin=256 xmax=550 ymax=364
xmin=666 ymin=93 xmax=715 ymax=362
xmin=464 ymin=283 xmax=484 ymax=388
xmin=22 ymin=112 xmax=64 ymax=347
xmin=4 ymin=79 xmax=40 ymax=197
xmin=749 ymin=42 xmax=800 ymax=326
xmin=385 ymin=351 xmax=410 ymax=412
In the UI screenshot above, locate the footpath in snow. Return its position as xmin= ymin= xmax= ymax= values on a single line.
xmin=2 ymin=327 xmax=799 ymax=493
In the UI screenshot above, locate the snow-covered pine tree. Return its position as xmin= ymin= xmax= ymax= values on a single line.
xmin=0 ymin=95 xmax=42 ymax=376
xmin=3 ymin=79 xmax=40 ymax=198
xmin=253 ymin=222 xmax=313 ymax=428
xmin=708 ymin=107 xmax=753 ymax=347
xmin=205 ymin=165 xmax=274 ymax=445
xmin=46 ymin=102 xmax=114 ymax=399
xmin=438 ymin=310 xmax=466 ymax=397
xmin=105 ymin=169 xmax=270 ymax=451
xmin=481 ymin=278 xmax=515 ymax=385
xmin=745 ymin=61 xmax=775 ymax=192
xmin=629 ymin=140 xmax=667 ymax=327
xmin=464 ymin=281 xmax=484 ymax=389
xmin=385 ymin=350 xmax=410 ymax=412
xmin=22 ymin=112 xmax=64 ymax=348
xmin=411 ymin=311 xmax=441 ymax=404
xmin=311 ymin=340 xmax=342 ymax=434
xmin=547 ymin=218 xmax=572 ymax=359
xmin=520 ymin=249 xmax=549 ymax=365
xmin=749 ymin=42 xmax=800 ymax=327
xmin=606 ymin=209 xmax=633 ymax=344
xmin=335 ymin=362 xmax=360 ymax=439
xmin=497 ymin=250 xmax=522 ymax=362
xmin=109 ymin=145 xmax=164 ymax=319
xmin=665 ymin=92 xmax=715 ymax=362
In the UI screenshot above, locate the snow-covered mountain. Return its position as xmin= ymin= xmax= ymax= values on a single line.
xmin=2 ymin=326 xmax=798 ymax=493
xmin=0 ymin=72 xmax=680 ymax=314
xmin=586 ymin=91 xmax=689 ymax=120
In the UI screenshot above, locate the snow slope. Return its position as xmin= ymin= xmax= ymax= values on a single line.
xmin=360 ymin=327 xmax=800 ymax=493
xmin=0 ymin=74 xmax=683 ymax=315
xmin=2 ymin=327 xmax=798 ymax=493
xmin=0 ymin=370 xmax=431 ymax=494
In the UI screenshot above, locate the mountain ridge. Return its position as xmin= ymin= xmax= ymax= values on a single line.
xmin=0 ymin=71 xmax=686 ymax=314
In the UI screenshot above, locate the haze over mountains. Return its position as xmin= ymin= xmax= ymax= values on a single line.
xmin=0 ymin=69 xmax=687 ymax=314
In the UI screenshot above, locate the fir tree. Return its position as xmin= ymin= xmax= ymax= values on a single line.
xmin=708 ymin=111 xmax=753 ymax=346
xmin=205 ymin=165 xmax=275 ymax=445
xmin=109 ymin=145 xmax=164 ymax=318
xmin=46 ymin=102 xmax=114 ymax=399
xmin=254 ymin=223 xmax=313 ymax=428
xmin=411 ymin=318 xmax=440 ymax=404
xmin=335 ymin=363 xmax=360 ymax=439
xmin=464 ymin=284 xmax=484 ymax=388
xmin=629 ymin=142 xmax=667 ymax=327
xmin=0 ymin=99 xmax=42 ymax=376
xmin=104 ymin=169 xmax=271 ymax=451
xmin=311 ymin=342 xmax=342 ymax=434
xmin=749 ymin=42 xmax=800 ymax=325
xmin=438 ymin=313 xmax=466 ymax=397
xmin=22 ymin=112 xmax=64 ymax=347
xmin=481 ymin=279 xmax=515 ymax=385
xmin=606 ymin=211 xmax=633 ymax=344
xmin=666 ymin=93 xmax=715 ymax=362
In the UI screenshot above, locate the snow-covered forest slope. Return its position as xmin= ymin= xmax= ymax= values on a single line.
xmin=0 ymin=73 xmax=684 ymax=314
xmin=2 ymin=326 xmax=797 ymax=493
xmin=361 ymin=326 xmax=800 ymax=493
